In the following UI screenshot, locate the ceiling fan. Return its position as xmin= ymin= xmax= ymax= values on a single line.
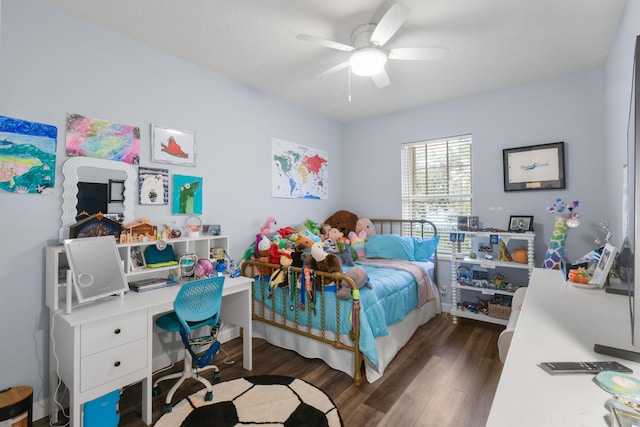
xmin=296 ymin=2 xmax=448 ymax=88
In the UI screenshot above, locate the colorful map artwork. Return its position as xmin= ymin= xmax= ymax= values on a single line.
xmin=272 ymin=138 xmax=328 ymax=199
xmin=65 ymin=113 xmax=140 ymax=164
xmin=0 ymin=115 xmax=58 ymax=194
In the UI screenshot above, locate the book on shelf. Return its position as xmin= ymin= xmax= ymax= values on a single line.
xmin=128 ymin=277 xmax=178 ymax=292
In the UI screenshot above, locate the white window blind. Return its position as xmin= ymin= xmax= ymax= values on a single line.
xmin=401 ymin=135 xmax=472 ymax=252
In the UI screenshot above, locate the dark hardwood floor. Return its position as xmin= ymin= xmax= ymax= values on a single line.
xmin=40 ymin=314 xmax=503 ymax=427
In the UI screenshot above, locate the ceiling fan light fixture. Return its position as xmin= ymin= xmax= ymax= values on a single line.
xmin=349 ymin=48 xmax=387 ymax=77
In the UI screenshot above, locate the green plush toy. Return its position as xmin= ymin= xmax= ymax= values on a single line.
xmin=305 ymin=219 xmax=320 ymax=236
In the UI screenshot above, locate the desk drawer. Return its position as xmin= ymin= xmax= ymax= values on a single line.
xmin=80 ymin=338 xmax=147 ymax=392
xmin=81 ymin=310 xmax=147 ymax=356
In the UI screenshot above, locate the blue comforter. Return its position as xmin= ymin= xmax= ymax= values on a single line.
xmin=253 ymin=263 xmax=431 ymax=367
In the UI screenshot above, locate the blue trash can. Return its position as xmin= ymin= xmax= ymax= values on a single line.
xmin=84 ymin=390 xmax=120 ymax=427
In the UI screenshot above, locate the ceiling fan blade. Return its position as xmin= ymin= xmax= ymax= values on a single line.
xmin=296 ymin=34 xmax=355 ymax=52
xmin=370 ymin=3 xmax=410 ymax=47
xmin=315 ymin=61 xmax=350 ymax=78
xmin=371 ymin=69 xmax=390 ymax=88
xmin=388 ymin=47 xmax=449 ymax=61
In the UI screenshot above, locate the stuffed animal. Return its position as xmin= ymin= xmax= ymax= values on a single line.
xmin=270 ymin=255 xmax=293 ymax=288
xmin=305 ymin=219 xmax=321 ymax=236
xmin=355 ymin=218 xmax=376 ymax=239
xmin=310 ymin=242 xmax=343 ymax=283
xmin=261 ymin=216 xmax=277 ymax=236
xmin=337 ymin=266 xmax=371 ymax=300
xmin=296 ymin=234 xmax=316 ymax=250
xmin=293 ymin=223 xmax=321 ymax=244
xmin=277 ymin=226 xmax=295 ymax=238
xmin=255 ymin=234 xmax=271 ymax=258
xmin=348 ymin=230 xmax=367 ymax=259
xmin=324 ymin=210 xmax=359 ymax=236
xmin=336 ymin=240 xmax=354 ymax=266
xmin=327 ymin=227 xmax=344 ymax=242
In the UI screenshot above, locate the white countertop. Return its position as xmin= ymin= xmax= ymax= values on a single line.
xmin=487 ymin=268 xmax=640 ymax=426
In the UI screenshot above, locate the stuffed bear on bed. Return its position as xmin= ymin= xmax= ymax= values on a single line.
xmin=323 ymin=210 xmax=358 ymax=236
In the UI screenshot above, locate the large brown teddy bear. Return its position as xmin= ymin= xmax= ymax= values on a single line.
xmin=324 ymin=210 xmax=358 ymax=236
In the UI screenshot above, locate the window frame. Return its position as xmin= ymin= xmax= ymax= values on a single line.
xmin=401 ymin=134 xmax=473 ymax=254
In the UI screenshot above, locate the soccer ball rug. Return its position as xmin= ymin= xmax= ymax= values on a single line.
xmin=154 ymin=375 xmax=343 ymax=427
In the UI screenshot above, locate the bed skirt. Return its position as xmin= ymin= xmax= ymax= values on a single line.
xmin=252 ymin=298 xmax=440 ymax=383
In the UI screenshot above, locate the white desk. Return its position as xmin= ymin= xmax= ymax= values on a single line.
xmin=487 ymin=268 xmax=640 ymax=426
xmin=48 ymin=276 xmax=253 ymax=426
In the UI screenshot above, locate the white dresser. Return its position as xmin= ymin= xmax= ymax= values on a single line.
xmin=487 ymin=268 xmax=640 ymax=426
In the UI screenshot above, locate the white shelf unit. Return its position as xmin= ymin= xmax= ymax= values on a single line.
xmin=46 ymin=235 xmax=229 ymax=311
xmin=450 ymin=231 xmax=535 ymax=326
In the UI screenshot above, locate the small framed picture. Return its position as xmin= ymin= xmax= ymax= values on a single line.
xmin=138 ymin=166 xmax=169 ymax=205
xmin=508 ymin=215 xmax=534 ymax=232
xmin=151 ymin=124 xmax=196 ymax=167
xmin=202 ymin=224 xmax=221 ymax=235
xmin=129 ymin=246 xmax=147 ymax=271
xmin=457 ymin=215 xmax=479 ymax=231
xmin=503 ymin=142 xmax=565 ymax=191
xmin=590 ymin=243 xmax=618 ymax=287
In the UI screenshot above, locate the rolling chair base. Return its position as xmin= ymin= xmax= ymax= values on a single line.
xmin=153 ymin=350 xmax=220 ymax=413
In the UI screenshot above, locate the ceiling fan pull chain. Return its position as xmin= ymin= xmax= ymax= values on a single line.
xmin=348 ymin=64 xmax=352 ymax=102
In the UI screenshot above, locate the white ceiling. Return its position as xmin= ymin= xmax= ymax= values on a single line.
xmin=38 ymin=0 xmax=626 ymax=123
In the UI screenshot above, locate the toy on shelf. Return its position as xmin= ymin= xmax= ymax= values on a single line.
xmin=568 ymin=267 xmax=589 ymax=284
xmin=194 ymin=259 xmax=213 ymax=279
xmin=497 ymin=240 xmax=512 ymax=262
xmin=120 ymin=219 xmax=158 ymax=243
xmin=185 ymin=215 xmax=202 ymax=237
xmin=542 ymin=198 xmax=580 ymax=274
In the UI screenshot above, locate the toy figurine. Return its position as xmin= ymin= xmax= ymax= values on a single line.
xmin=542 ymin=198 xmax=580 ymax=273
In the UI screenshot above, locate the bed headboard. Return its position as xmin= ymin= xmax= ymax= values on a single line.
xmin=370 ymin=218 xmax=439 ymax=283
xmin=369 ymin=218 xmax=438 ymax=239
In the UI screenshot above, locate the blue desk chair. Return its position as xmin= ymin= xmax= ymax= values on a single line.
xmin=152 ymin=276 xmax=224 ymax=413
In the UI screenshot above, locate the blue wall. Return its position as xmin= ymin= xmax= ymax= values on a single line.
xmin=0 ymin=0 xmax=344 ymax=417
xmin=0 ymin=0 xmax=634 ymax=420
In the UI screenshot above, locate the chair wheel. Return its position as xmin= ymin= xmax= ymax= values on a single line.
xmin=152 ymin=386 xmax=161 ymax=397
xmin=162 ymin=403 xmax=173 ymax=414
xmin=213 ymin=371 xmax=221 ymax=383
xmin=204 ymin=391 xmax=213 ymax=401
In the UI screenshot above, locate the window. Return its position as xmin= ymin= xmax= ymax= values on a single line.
xmin=401 ymin=135 xmax=472 ymax=253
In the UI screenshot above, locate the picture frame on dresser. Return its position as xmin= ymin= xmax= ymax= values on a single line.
xmin=590 ymin=243 xmax=617 ymax=287
xmin=503 ymin=142 xmax=565 ymax=191
xmin=508 ymin=215 xmax=534 ymax=232
xmin=129 ymin=245 xmax=147 ymax=271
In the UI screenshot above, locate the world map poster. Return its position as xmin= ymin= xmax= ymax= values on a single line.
xmin=272 ymin=138 xmax=328 ymax=199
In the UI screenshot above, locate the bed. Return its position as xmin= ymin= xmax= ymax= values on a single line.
xmin=241 ymin=218 xmax=441 ymax=386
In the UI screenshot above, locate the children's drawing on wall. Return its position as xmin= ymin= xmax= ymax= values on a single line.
xmin=172 ymin=174 xmax=202 ymax=215
xmin=0 ymin=115 xmax=57 ymax=194
xmin=138 ymin=166 xmax=169 ymax=205
xmin=272 ymin=138 xmax=328 ymax=199
xmin=151 ymin=124 xmax=196 ymax=167
xmin=65 ymin=113 xmax=140 ymax=164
